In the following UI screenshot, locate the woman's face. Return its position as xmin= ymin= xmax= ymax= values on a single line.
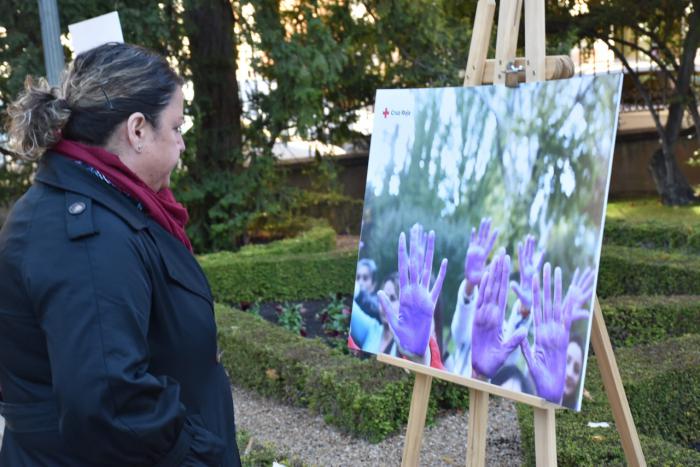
xmin=564 ymin=341 xmax=583 ymax=396
xmin=138 ymin=87 xmax=186 ymax=191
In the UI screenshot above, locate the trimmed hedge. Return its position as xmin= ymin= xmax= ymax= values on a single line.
xmin=620 ymin=334 xmax=700 ymax=448
xmin=600 ymin=295 xmax=700 ymax=347
xmin=201 ymin=250 xmax=356 ymax=303
xmin=216 ymin=305 xmax=469 ymax=442
xmin=201 ymin=232 xmax=700 ymax=304
xmin=202 ymin=242 xmax=700 ymax=306
xmin=236 ymin=225 xmax=336 ymax=258
xmin=604 ymin=218 xmax=700 ymax=252
xmin=518 ymin=335 xmax=700 ymax=465
xmin=597 ymin=245 xmax=700 ymax=298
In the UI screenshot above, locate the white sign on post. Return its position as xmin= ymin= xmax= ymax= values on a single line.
xmin=68 ymin=11 xmax=124 ymax=56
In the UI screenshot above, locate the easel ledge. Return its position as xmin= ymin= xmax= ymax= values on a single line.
xmin=377 ymin=353 xmax=558 ymax=409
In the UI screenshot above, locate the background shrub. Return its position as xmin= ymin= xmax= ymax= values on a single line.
xmin=201 ymin=249 xmax=356 ymax=303
xmin=601 ymin=295 xmax=700 ymax=347
xmin=236 ymin=223 xmax=336 ymax=257
xmin=604 ymin=218 xmax=700 ymax=252
xmin=597 ymin=245 xmax=700 ymax=297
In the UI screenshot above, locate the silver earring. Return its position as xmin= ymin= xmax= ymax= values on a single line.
xmin=137 ymin=144 xmax=143 ymax=152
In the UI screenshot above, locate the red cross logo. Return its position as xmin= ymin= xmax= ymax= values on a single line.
xmin=382 ymin=107 xmax=389 ymax=118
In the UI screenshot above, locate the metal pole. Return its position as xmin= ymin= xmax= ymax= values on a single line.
xmin=37 ymin=0 xmax=65 ymax=86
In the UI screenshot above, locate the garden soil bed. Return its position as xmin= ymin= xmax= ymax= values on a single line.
xmin=237 ymin=296 xmax=354 ymax=346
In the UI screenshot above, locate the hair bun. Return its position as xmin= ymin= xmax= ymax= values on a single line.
xmin=6 ymin=76 xmax=72 ymax=160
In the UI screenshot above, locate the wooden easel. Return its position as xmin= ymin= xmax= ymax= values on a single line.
xmin=377 ymin=1 xmax=647 ymax=465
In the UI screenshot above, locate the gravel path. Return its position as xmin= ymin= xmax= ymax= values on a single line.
xmin=0 ymin=389 xmax=521 ymax=466
xmin=233 ymin=385 xmax=522 ymax=466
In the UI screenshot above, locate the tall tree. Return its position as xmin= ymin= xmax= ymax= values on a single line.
xmin=177 ymin=0 xmax=250 ymax=250
xmin=549 ymin=0 xmax=700 ymax=205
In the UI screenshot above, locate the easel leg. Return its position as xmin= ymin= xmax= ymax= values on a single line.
xmin=533 ymin=407 xmax=557 ymax=466
xmin=401 ymin=373 xmax=433 ymax=467
xmin=466 ymin=389 xmax=489 ymax=467
xmin=590 ymin=298 xmax=647 ymax=467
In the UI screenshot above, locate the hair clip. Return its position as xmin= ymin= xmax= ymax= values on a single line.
xmin=100 ymin=86 xmax=114 ymax=110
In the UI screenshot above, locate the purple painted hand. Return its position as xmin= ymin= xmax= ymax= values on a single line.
xmin=563 ymin=267 xmax=596 ymax=325
xmin=520 ymin=264 xmax=568 ymax=403
xmin=471 ymin=252 xmax=528 ymax=380
xmin=378 ymin=223 xmax=448 ymax=359
xmin=510 ymin=235 xmax=544 ymax=311
xmin=465 ymin=218 xmax=499 ymax=291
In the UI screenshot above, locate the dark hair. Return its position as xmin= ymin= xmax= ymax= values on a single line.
xmin=6 ymin=42 xmax=184 ymax=160
xmin=568 ymin=332 xmax=585 ymax=355
xmin=382 ymin=272 xmax=399 ymax=290
xmin=491 ymin=364 xmax=535 ymax=395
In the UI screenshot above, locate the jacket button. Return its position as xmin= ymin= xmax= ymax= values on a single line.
xmin=68 ymin=202 xmax=86 ymax=215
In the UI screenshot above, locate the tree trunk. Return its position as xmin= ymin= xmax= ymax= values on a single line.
xmin=648 ymin=98 xmax=697 ymax=205
xmin=649 ymin=147 xmax=696 ymax=205
xmin=181 ymin=0 xmax=244 ymax=251
xmin=183 ymin=0 xmax=243 ymax=175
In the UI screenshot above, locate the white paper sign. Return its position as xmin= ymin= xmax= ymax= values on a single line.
xmin=69 ymin=11 xmax=124 ymax=56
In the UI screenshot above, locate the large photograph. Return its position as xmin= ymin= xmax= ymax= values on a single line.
xmin=349 ymin=74 xmax=623 ymax=410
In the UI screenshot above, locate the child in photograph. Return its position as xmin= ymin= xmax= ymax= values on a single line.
xmin=376 ymin=224 xmax=448 ymax=367
xmin=562 ymin=333 xmax=586 ymax=408
xmin=377 ymin=273 xmax=400 ymax=355
xmin=349 ymin=259 xmax=383 ymax=352
xmin=501 ymin=235 xmax=544 ymax=380
xmin=519 ymin=264 xmax=594 ymax=404
xmin=373 ymin=220 xmax=595 ymax=406
xmin=444 ymin=218 xmax=499 ymax=377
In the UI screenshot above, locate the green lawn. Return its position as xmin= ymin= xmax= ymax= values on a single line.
xmin=606 ymin=197 xmax=700 ymax=226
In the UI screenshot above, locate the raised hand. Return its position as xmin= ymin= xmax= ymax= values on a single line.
xmin=378 ymin=223 xmax=448 ymax=359
xmin=563 ymin=267 xmax=595 ymax=326
xmin=520 ymin=264 xmax=594 ymax=404
xmin=465 ymin=218 xmax=499 ymax=291
xmin=471 ymin=251 xmax=528 ymax=380
xmin=510 ymin=235 xmax=544 ymax=311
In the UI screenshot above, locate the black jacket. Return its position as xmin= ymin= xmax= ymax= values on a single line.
xmin=0 ymin=152 xmax=241 ymax=466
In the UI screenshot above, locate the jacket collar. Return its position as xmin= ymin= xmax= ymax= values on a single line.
xmin=35 ymin=151 xmax=147 ymax=230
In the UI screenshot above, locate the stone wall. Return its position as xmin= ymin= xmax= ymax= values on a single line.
xmin=610 ymin=132 xmax=700 ymax=198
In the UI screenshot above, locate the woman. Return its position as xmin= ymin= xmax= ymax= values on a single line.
xmin=0 ymin=43 xmax=241 ymax=466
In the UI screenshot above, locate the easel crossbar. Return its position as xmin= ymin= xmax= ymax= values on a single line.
xmin=377 ymin=353 xmax=558 ymax=409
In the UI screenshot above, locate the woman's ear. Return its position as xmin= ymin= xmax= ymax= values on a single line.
xmin=126 ymin=112 xmax=148 ymax=153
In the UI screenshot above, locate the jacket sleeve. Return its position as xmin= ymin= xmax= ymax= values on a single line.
xmin=26 ymin=228 xmax=223 ymax=466
xmin=446 ymin=279 xmax=477 ymax=377
xmin=354 ymin=290 xmax=381 ymax=321
xmin=349 ymin=299 xmax=383 ymax=351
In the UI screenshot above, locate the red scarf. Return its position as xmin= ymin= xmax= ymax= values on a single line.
xmin=53 ymin=139 xmax=193 ymax=252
